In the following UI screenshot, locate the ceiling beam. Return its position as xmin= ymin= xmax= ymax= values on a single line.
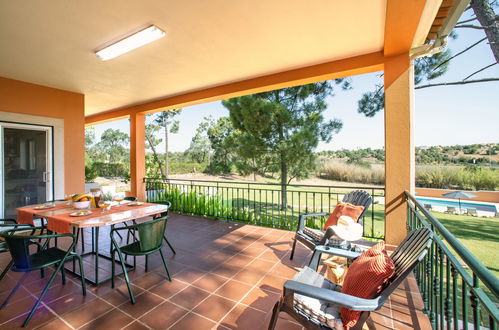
xmin=384 ymin=0 xmax=428 ymax=56
xmin=85 ymin=51 xmax=384 ymax=125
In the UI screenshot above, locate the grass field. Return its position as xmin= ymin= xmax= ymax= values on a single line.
xmin=429 ymin=211 xmax=499 ymax=279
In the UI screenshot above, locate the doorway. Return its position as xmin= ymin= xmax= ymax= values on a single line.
xmin=0 ymin=122 xmax=53 ymax=218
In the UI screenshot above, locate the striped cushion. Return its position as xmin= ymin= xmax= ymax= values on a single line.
xmin=302 ymin=227 xmax=324 ymax=242
xmin=340 ymin=241 xmax=395 ymax=329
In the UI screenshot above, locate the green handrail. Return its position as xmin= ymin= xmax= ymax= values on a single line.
xmin=144 ymin=178 xmax=385 ymax=239
xmin=144 ymin=177 xmax=383 ymax=192
xmin=405 ymin=190 xmax=499 ymax=297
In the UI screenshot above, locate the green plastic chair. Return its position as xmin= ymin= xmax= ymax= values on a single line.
xmin=110 ymin=216 xmax=172 ymax=304
xmin=153 ymin=201 xmax=175 ymax=254
xmin=0 ymin=219 xmax=34 ymax=282
xmin=126 ymin=200 xmax=176 ymax=256
xmin=0 ymin=227 xmax=86 ymax=327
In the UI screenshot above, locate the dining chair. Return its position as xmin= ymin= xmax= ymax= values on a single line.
xmin=0 ymin=219 xmax=35 ymax=282
xmin=152 ymin=200 xmax=176 ymax=254
xmin=0 ymin=227 xmax=86 ymax=327
xmin=110 ymin=216 xmax=172 ymax=304
xmin=109 ymin=197 xmax=138 ymax=243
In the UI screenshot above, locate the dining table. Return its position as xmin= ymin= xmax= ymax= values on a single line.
xmin=16 ymin=201 xmax=169 ymax=285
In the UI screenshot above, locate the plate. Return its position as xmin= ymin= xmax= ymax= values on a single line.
xmin=70 ymin=211 xmax=93 ymax=217
xmin=34 ymin=204 xmax=56 ymax=210
xmin=128 ymin=202 xmax=144 ymax=206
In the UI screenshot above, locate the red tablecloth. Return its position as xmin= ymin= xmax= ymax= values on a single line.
xmin=17 ymin=203 xmax=157 ymax=234
xmin=17 ymin=203 xmax=71 ymax=225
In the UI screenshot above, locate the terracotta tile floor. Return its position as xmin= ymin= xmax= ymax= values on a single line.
xmin=0 ymin=214 xmax=431 ymax=329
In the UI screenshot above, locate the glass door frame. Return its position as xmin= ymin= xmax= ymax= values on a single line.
xmin=0 ymin=121 xmax=54 ymax=217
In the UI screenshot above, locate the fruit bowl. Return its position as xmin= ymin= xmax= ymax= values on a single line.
xmin=73 ymin=200 xmax=91 ymax=209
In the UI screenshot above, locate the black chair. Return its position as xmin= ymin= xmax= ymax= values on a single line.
xmin=269 ymin=228 xmax=433 ymax=330
xmin=109 ymin=196 xmax=138 ymax=242
xmin=0 ymin=227 xmax=86 ymax=327
xmin=290 ymin=190 xmax=372 ymax=260
xmin=110 ymin=216 xmax=172 ymax=303
xmin=0 ymin=219 xmax=34 ymax=282
xmin=126 ymin=200 xmax=175 ymax=249
xmin=153 ymin=200 xmax=176 ymax=254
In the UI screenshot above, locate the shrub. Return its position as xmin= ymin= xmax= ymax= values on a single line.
xmin=92 ymin=162 xmax=129 ymax=178
xmin=320 ymin=160 xmax=384 ymax=185
xmin=321 ymin=161 xmax=498 ymax=191
xmin=85 ymin=163 xmax=98 ymax=182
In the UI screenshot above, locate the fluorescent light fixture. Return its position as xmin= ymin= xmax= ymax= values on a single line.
xmin=95 ymin=25 xmax=165 ymax=61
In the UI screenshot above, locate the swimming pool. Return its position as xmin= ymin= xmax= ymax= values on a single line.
xmin=416 ymin=197 xmax=497 ymax=212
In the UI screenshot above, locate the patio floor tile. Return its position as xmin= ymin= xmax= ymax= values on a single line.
xmin=138 ymin=301 xmax=188 ymax=329
xmin=219 ymin=304 xmax=267 ymax=329
xmin=192 ymin=294 xmax=237 ymax=322
xmin=79 ymin=308 xmax=134 ymax=330
xmin=169 ymin=312 xmax=216 ymax=329
xmin=168 ymin=285 xmax=210 ymax=310
xmin=215 ymin=279 xmax=253 ymax=302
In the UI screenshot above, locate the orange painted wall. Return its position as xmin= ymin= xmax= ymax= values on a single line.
xmin=0 ymin=76 xmax=85 ymax=194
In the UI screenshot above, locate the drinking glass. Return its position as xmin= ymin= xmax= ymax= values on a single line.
xmin=113 ymin=195 xmax=124 ymax=207
xmin=98 ymin=200 xmax=110 ymax=213
xmin=64 ymin=194 xmax=73 ymax=205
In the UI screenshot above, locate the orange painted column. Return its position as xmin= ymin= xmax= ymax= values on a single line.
xmin=130 ymin=113 xmax=146 ymax=201
xmin=384 ymin=53 xmax=415 ymax=245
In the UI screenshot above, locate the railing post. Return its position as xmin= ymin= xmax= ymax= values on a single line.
xmin=471 ymin=274 xmax=481 ymax=329
xmin=444 ymin=258 xmax=452 ymax=330
xmin=432 ymin=246 xmax=440 ymax=330
xmin=451 ymin=264 xmax=458 ymax=330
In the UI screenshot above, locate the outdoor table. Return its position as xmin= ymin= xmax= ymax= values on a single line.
xmin=16 ymin=202 xmax=169 ymax=285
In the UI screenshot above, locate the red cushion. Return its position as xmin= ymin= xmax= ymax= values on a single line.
xmin=323 ymin=202 xmax=364 ymax=230
xmin=340 ymin=242 xmax=395 ymax=329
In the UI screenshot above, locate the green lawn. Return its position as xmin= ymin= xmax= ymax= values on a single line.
xmin=430 ymin=211 xmax=499 ymax=279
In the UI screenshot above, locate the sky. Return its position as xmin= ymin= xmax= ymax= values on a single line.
xmin=92 ymin=13 xmax=499 ymax=153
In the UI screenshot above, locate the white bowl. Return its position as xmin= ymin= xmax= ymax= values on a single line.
xmin=73 ymin=200 xmax=91 ymax=209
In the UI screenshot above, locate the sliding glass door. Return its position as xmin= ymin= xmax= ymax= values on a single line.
xmin=0 ymin=123 xmax=53 ymax=218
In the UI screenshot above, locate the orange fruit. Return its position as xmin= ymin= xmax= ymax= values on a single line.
xmin=79 ymin=197 xmax=89 ymax=202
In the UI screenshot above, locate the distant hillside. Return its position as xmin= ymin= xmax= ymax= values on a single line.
xmin=317 ymin=143 xmax=498 ymax=166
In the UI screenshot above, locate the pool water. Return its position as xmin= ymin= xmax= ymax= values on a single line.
xmin=416 ymin=197 xmax=497 ymax=212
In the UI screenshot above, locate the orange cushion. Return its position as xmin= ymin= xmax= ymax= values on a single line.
xmin=323 ymin=202 xmax=364 ymax=230
xmin=340 ymin=242 xmax=395 ymax=329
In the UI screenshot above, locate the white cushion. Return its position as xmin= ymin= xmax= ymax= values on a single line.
xmin=292 ymin=267 xmax=344 ymax=329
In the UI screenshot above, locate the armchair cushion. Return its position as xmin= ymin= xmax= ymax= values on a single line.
xmin=324 ymin=202 xmax=364 ymax=230
xmin=292 ymin=267 xmax=344 ymax=329
xmin=340 ymin=241 xmax=395 ymax=329
xmin=302 ymin=227 xmax=324 ymax=242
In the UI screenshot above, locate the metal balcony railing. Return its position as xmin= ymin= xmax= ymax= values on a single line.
xmin=406 ymin=191 xmax=498 ymax=329
xmin=144 ymin=178 xmax=385 ymax=239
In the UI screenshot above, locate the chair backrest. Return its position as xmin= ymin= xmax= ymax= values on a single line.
xmin=154 ymin=200 xmax=171 ymax=217
xmin=137 ymin=216 xmax=168 ymax=252
xmin=342 ymin=190 xmax=372 ymax=220
xmin=0 ymin=231 xmax=34 ymax=270
xmin=124 ymin=196 xmax=138 ymax=201
xmin=377 ymin=227 xmax=432 ymax=306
